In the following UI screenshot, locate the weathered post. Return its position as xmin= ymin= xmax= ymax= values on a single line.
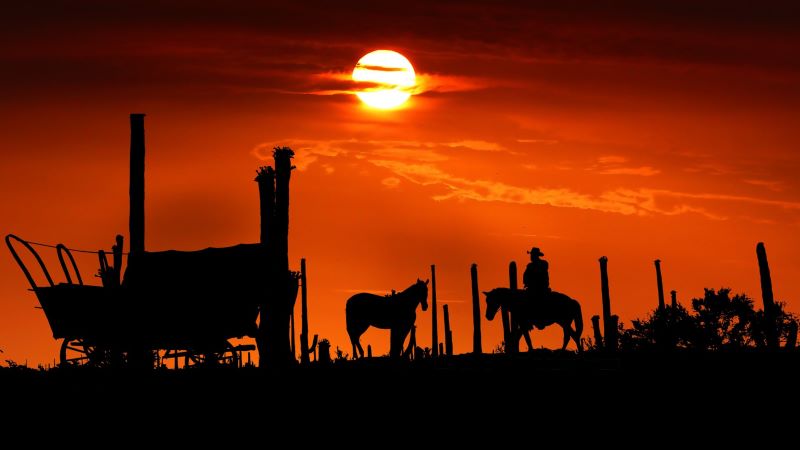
xmin=654 ymin=259 xmax=665 ymax=311
xmin=431 ymin=264 xmax=438 ymax=358
xmin=129 ymin=114 xmax=145 ymax=256
xmin=255 ymin=147 xmax=297 ymax=367
xmin=503 ymin=261 xmax=518 ymax=353
xmin=670 ymin=290 xmax=677 ymax=309
xmin=599 ymin=257 xmax=615 ymax=352
xmin=591 ymin=315 xmax=603 ymax=350
xmin=367 ymin=344 xmax=372 ymax=358
xmin=443 ymin=304 xmax=453 ymax=356
xmin=255 ymin=166 xmax=274 ymax=364
xmin=471 ymin=263 xmax=482 ymax=354
xmin=756 ymin=242 xmax=779 ymax=349
xmin=300 ymin=258 xmax=311 ymax=364
xmin=257 ymin=167 xmax=275 ymax=245
xmin=112 ymin=235 xmax=123 ymax=287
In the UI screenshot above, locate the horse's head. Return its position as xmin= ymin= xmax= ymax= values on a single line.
xmin=483 ymin=289 xmax=502 ymax=321
xmin=415 ymin=278 xmax=429 ymax=311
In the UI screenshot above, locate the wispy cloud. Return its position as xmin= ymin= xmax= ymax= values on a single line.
xmin=252 ymin=137 xmax=511 ymax=170
xmin=516 ymin=139 xmax=559 ymax=145
xmin=597 ymin=155 xmax=628 ymax=164
xmin=598 ymin=166 xmax=660 ymax=176
xmin=445 ymin=140 xmax=506 ymax=152
xmin=593 ymin=155 xmax=660 ymax=177
xmin=306 ymin=71 xmax=487 ymax=97
xmin=367 ymin=159 xmax=799 ymax=220
xmin=744 ymin=178 xmax=784 ymax=192
xmin=382 ymin=177 xmax=401 ymax=188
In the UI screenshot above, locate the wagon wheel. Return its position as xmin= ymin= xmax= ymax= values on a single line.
xmin=59 ymin=338 xmax=113 ymax=367
xmin=187 ymin=341 xmax=237 ymax=367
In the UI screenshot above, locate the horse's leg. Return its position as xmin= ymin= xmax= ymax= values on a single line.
xmin=571 ymin=324 xmax=583 ymax=353
xmin=522 ymin=330 xmax=533 ymax=352
xmin=348 ymin=330 xmax=359 ymax=359
xmin=348 ymin=326 xmax=367 ymax=359
xmin=561 ymin=324 xmax=570 ymax=351
xmin=391 ymin=323 xmax=413 ymax=359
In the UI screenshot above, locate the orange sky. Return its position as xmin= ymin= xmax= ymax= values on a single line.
xmin=2 ymin=1 xmax=800 ymax=365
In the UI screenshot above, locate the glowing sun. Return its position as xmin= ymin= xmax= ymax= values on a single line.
xmin=352 ymin=50 xmax=416 ymax=109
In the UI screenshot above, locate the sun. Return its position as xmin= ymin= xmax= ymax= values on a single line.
xmin=352 ymin=50 xmax=416 ymax=109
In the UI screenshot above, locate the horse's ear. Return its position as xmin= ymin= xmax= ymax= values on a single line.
xmin=425 ymin=279 xmax=430 ymax=285
xmin=482 ymin=291 xmax=489 ymax=296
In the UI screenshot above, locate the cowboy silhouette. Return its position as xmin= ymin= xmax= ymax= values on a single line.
xmin=523 ymin=246 xmax=550 ymax=298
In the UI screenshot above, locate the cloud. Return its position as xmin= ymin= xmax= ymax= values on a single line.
xmin=366 ymin=159 xmax=799 ymax=219
xmin=252 ymin=137 xmax=509 ymax=171
xmin=743 ymin=179 xmax=784 ymax=192
xmin=306 ymin=71 xmax=487 ymax=97
xmin=368 ymin=159 xmax=645 ymax=215
xmin=253 ymin=137 xmax=799 ymax=221
xmin=382 ymin=177 xmax=401 ymax=188
xmin=593 ymin=155 xmax=660 ymax=177
xmin=597 ymin=155 xmax=628 ymax=164
xmin=517 ymin=139 xmax=559 ymax=145
xmin=598 ymin=166 xmax=660 ymax=176
xmin=445 ymin=140 xmax=506 ymax=152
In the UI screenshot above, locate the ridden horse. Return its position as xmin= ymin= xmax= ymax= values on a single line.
xmin=346 ymin=279 xmax=429 ymax=359
xmin=484 ymin=288 xmax=583 ymax=352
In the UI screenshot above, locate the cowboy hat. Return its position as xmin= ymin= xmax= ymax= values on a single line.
xmin=527 ymin=247 xmax=544 ymax=257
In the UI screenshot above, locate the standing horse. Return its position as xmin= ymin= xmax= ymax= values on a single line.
xmin=346 ymin=279 xmax=429 ymax=359
xmin=484 ymin=288 xmax=583 ymax=352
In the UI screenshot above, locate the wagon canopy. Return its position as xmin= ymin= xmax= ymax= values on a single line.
xmin=121 ymin=243 xmax=271 ymax=340
xmin=122 ymin=243 xmax=270 ymax=293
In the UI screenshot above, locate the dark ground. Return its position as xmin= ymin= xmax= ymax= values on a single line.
xmin=2 ymin=351 xmax=798 ymax=442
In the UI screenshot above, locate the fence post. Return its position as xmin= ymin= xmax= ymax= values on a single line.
xmin=756 ymin=243 xmax=779 ymax=349
xmin=300 ymin=258 xmax=311 ymax=364
xmin=471 ymin=263 xmax=482 ymax=355
xmin=443 ymin=304 xmax=453 ymax=356
xmin=654 ymin=259 xmax=665 ymax=311
xmin=504 ymin=261 xmax=519 ymax=353
xmin=431 ymin=264 xmax=438 ymax=357
xmin=599 ymin=257 xmax=616 ymax=352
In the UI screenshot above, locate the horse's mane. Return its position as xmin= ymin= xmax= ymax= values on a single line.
xmin=398 ymin=279 xmax=425 ymax=296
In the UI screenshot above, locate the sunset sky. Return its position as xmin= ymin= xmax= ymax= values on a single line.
xmin=2 ymin=1 xmax=800 ymax=364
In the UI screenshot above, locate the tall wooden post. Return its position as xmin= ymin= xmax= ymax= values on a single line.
xmin=431 ymin=264 xmax=438 ymax=358
xmin=257 ymin=167 xmax=275 ymax=245
xmin=505 ymin=261 xmax=519 ymax=353
xmin=112 ymin=235 xmax=123 ymax=287
xmin=300 ymin=257 xmax=310 ymax=364
xmin=670 ymin=290 xmax=677 ymax=309
xmin=255 ymin=147 xmax=296 ymax=367
xmin=599 ymin=256 xmax=615 ymax=352
xmin=443 ymin=304 xmax=453 ymax=356
xmin=757 ymin=242 xmax=779 ymax=349
xmin=654 ymin=259 xmax=665 ymax=311
xmin=471 ymin=263 xmax=482 ymax=354
xmin=129 ymin=113 xmax=146 ymax=256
